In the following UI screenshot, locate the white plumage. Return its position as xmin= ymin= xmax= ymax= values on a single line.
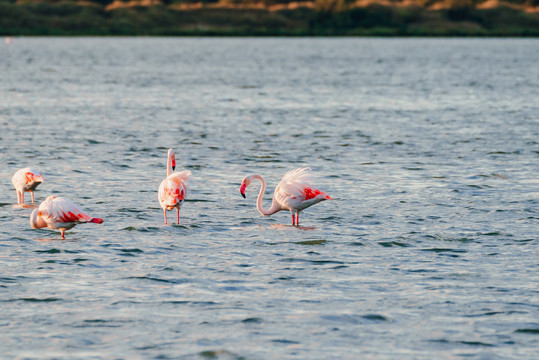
xmin=30 ymin=195 xmax=103 ymax=239
xmin=240 ymin=167 xmax=332 ymax=226
xmin=158 ymin=149 xmax=191 ymax=224
xmin=12 ymin=167 xmax=44 ymax=205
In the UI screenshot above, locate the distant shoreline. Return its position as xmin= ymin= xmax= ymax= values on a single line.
xmin=1 ymin=1 xmax=539 ymax=36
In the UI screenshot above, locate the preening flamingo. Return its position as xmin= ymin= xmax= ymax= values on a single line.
xmin=240 ymin=167 xmax=332 ymax=226
xmin=12 ymin=167 xmax=45 ymax=205
xmin=158 ymin=148 xmax=191 ymax=224
xmin=30 ymin=195 xmax=103 ymax=239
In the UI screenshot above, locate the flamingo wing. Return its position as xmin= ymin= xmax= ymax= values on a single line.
xmin=158 ymin=170 xmax=191 ymax=209
xmin=40 ymin=196 xmax=93 ymax=225
xmin=276 ymin=168 xmax=314 ymax=192
xmin=274 ymin=167 xmax=313 ymax=202
xmin=12 ymin=167 xmax=44 ymax=190
xmin=274 ymin=168 xmax=331 ymax=210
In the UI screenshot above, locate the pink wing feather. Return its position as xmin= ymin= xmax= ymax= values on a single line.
xmin=274 ymin=167 xmax=331 ymax=207
xmin=158 ymin=170 xmax=191 ymax=209
xmin=39 ymin=196 xmax=94 ymax=224
xmin=275 ymin=167 xmax=315 ymax=197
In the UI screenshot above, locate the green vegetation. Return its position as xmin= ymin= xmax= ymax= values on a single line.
xmin=0 ymin=0 xmax=538 ymax=35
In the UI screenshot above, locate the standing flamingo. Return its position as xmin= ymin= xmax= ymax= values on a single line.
xmin=30 ymin=195 xmax=103 ymax=239
xmin=240 ymin=167 xmax=332 ymax=226
xmin=158 ymin=148 xmax=191 ymax=224
xmin=12 ymin=167 xmax=45 ymax=205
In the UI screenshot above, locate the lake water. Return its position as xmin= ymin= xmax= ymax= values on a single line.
xmin=0 ymin=38 xmax=538 ymax=359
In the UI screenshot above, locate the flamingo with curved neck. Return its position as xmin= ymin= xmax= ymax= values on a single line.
xmin=30 ymin=195 xmax=103 ymax=239
xmin=240 ymin=167 xmax=332 ymax=226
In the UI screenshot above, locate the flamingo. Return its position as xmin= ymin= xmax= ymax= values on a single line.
xmin=30 ymin=195 xmax=103 ymax=239
xmin=158 ymin=148 xmax=191 ymax=224
xmin=12 ymin=167 xmax=45 ymax=205
xmin=240 ymin=167 xmax=332 ymax=226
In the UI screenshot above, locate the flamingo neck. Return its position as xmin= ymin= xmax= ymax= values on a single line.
xmin=166 ymin=150 xmax=172 ymax=177
xmin=254 ymin=175 xmax=281 ymax=216
xmin=30 ymin=209 xmax=47 ymax=229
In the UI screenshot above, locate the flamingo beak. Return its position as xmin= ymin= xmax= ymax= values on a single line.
xmin=172 ymin=154 xmax=176 ymax=171
xmin=240 ymin=183 xmax=246 ymax=198
xmin=35 ymin=175 xmax=44 ymax=183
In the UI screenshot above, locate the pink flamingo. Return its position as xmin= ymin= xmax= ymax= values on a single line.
xmin=158 ymin=148 xmax=191 ymax=224
xmin=240 ymin=167 xmax=332 ymax=226
xmin=30 ymin=195 xmax=103 ymax=239
xmin=12 ymin=167 xmax=45 ymax=205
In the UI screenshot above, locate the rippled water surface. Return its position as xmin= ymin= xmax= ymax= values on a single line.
xmin=1 ymin=38 xmax=538 ymax=359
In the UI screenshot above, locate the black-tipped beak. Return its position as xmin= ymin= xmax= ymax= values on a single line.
xmin=172 ymin=165 xmax=176 ymax=171
xmin=241 ymin=192 xmax=246 ymax=199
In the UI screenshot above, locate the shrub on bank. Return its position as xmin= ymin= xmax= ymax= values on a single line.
xmin=0 ymin=0 xmax=538 ymax=35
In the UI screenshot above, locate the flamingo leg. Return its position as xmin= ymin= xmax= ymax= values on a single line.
xmin=296 ymin=212 xmax=300 ymax=226
xmin=61 ymin=229 xmax=65 ymax=239
xmin=177 ymin=208 xmax=180 ymax=224
xmin=20 ymin=191 xmax=24 ymax=205
xmin=291 ymin=213 xmax=296 ymax=226
xmin=31 ymin=191 xmax=35 ymax=204
xmin=16 ymin=191 xmax=20 ymax=204
xmin=164 ymin=210 xmax=168 ymax=224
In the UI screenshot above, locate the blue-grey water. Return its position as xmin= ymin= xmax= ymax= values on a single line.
xmin=0 ymin=38 xmax=538 ymax=359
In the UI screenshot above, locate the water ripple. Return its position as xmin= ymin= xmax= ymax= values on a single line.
xmin=1 ymin=38 xmax=537 ymax=359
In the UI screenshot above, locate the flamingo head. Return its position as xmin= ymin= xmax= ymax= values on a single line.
xmin=240 ymin=175 xmax=254 ymax=199
xmin=34 ymin=173 xmax=44 ymax=183
xmin=168 ymin=149 xmax=176 ymax=171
